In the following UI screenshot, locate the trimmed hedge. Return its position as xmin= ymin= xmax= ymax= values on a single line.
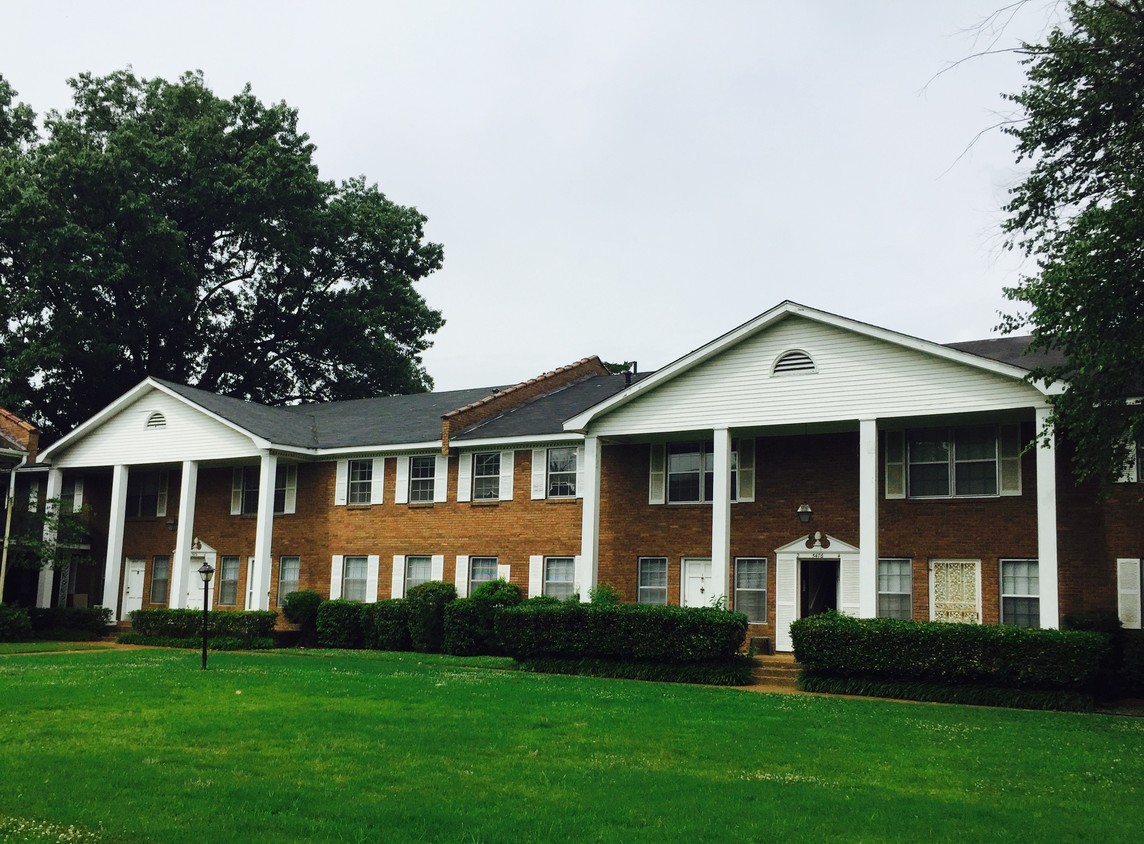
xmin=316 ymin=599 xmax=370 ymax=649
xmin=117 ymin=633 xmax=274 ymax=651
xmin=517 ymin=656 xmax=755 ymax=686
xmin=282 ymin=590 xmax=322 ymax=646
xmin=405 ymin=581 xmax=457 ymax=653
xmin=0 ymin=604 xmax=32 ymax=642
xmin=365 ymin=600 xmax=411 ymax=651
xmin=791 ymin=611 xmax=1108 ymax=693
xmin=127 ymin=608 xmax=277 ymax=644
xmin=444 ymin=579 xmax=522 ymax=656
xmin=496 ymin=603 xmax=748 ymax=663
xmin=28 ymin=606 xmax=113 ymax=640
xmin=797 ymin=674 xmax=1096 ymax=712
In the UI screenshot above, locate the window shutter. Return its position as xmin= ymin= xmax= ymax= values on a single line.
xmin=433 ymin=456 xmax=449 ymax=503
xmin=454 ymin=555 xmax=470 ymax=598
xmin=575 ymin=445 xmax=584 ymax=499
xmin=431 ymin=554 xmax=445 ymax=581
xmin=73 ymin=478 xmax=84 ymax=511
xmin=283 ymin=465 xmax=298 ymax=514
xmin=999 ymin=424 xmax=1022 ymax=495
xmin=499 ymin=450 xmax=514 ymax=501
xmin=329 ymin=555 xmax=344 ymax=600
xmin=27 ymin=479 xmax=39 ymax=512
xmin=1116 ymin=441 xmax=1139 ymax=483
xmin=366 ymin=555 xmax=380 ymax=602
xmin=528 ymin=556 xmax=543 ymax=598
xmin=457 ymin=453 xmax=472 ymax=503
xmin=230 ymin=469 xmax=243 ymax=515
xmin=334 ymin=460 xmax=349 ymax=505
xmin=648 ymin=444 xmax=666 ymax=505
xmin=737 ymin=438 xmax=755 ymax=503
xmin=370 ymin=458 xmax=385 ymax=505
xmin=156 ymin=472 xmax=168 ymax=517
xmin=531 ymin=449 xmax=547 ymax=499
xmin=395 ymin=457 xmax=410 ymax=504
xmin=1118 ymin=558 xmax=1141 ymax=629
xmin=574 ymin=555 xmax=583 ymax=600
xmin=884 ymin=431 xmax=905 ymax=499
xmin=840 ymin=557 xmax=860 ymax=616
xmin=391 ymin=555 xmax=406 ymax=599
xmin=497 ymin=563 xmax=511 ymax=581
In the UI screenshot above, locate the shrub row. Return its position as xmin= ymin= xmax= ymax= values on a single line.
xmin=316 ymin=599 xmax=414 ymax=650
xmin=517 ymin=656 xmax=755 ymax=686
xmin=1062 ymin=611 xmax=1144 ymax=698
xmin=790 ymin=611 xmax=1108 ymax=692
xmin=28 ymin=607 xmax=113 ymax=640
xmin=797 ymin=674 xmax=1097 ymax=712
xmin=443 ymin=580 xmax=524 ymax=656
xmin=128 ymin=609 xmax=277 ymax=642
xmin=495 ymin=602 xmax=749 ymax=663
xmin=0 ymin=604 xmax=32 ymax=642
xmin=117 ymin=633 xmax=275 ymax=651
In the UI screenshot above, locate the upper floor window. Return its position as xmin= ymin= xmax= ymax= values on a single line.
xmin=667 ymin=442 xmax=738 ymax=504
xmin=126 ymin=470 xmax=168 ymax=518
xmin=348 ymin=459 xmax=373 ymax=505
xmin=233 ymin=464 xmax=297 ymax=515
xmin=887 ymin=424 xmax=1021 ymax=500
xmin=409 ymin=456 xmax=435 ymax=503
xmin=472 ymin=453 xmax=500 ymax=500
xmin=547 ymin=447 xmax=577 ymax=498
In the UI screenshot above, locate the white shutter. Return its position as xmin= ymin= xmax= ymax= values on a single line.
xmin=575 ymin=446 xmax=584 ymax=499
xmin=391 ymin=555 xmax=406 ymax=598
xmin=497 ymin=563 xmax=511 ymax=581
xmin=156 ymin=472 xmax=168 ymax=517
xmin=72 ymin=478 xmax=84 ymax=511
xmin=884 ymin=431 xmax=905 ymax=499
xmin=737 ymin=438 xmax=755 ymax=503
xmin=366 ymin=555 xmax=380 ymax=602
xmin=27 ymin=479 xmax=39 ymax=512
xmin=1116 ymin=442 xmax=1138 ymax=483
xmin=531 ymin=449 xmax=547 ymax=499
xmin=431 ymin=554 xmax=445 ymax=581
xmin=334 ymin=460 xmax=349 ymax=505
xmin=329 ymin=555 xmax=344 ymax=600
xmin=499 ymin=451 xmax=514 ymax=501
xmin=840 ymin=556 xmax=860 ymax=616
xmin=395 ymin=457 xmax=410 ymax=504
xmin=230 ymin=469 xmax=243 ymax=515
xmin=370 ymin=458 xmax=384 ymax=505
xmin=457 ymin=453 xmax=473 ymax=503
xmin=283 ymin=465 xmax=297 ymax=514
xmin=1118 ymin=558 xmax=1141 ymax=629
xmin=999 ymin=424 xmax=1022 ymax=495
xmin=528 ymin=555 xmax=543 ymax=598
xmin=455 ymin=555 xmax=470 ymax=597
xmin=648 ymin=444 xmax=666 ymax=504
xmin=775 ymin=556 xmax=797 ymax=652
xmin=433 ymin=455 xmax=449 ymax=503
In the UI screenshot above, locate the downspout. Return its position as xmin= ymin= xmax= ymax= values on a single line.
xmin=0 ymin=456 xmax=28 ymax=602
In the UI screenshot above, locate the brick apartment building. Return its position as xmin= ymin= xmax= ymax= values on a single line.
xmin=5 ymin=302 xmax=1142 ymax=651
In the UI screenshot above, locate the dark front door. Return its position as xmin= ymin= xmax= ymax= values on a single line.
xmin=800 ymin=559 xmax=840 ymax=617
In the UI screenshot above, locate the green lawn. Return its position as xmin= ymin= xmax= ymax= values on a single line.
xmin=0 ymin=648 xmax=1141 ymax=843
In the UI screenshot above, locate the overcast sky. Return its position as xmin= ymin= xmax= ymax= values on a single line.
xmin=4 ymin=1 xmax=1063 ymax=391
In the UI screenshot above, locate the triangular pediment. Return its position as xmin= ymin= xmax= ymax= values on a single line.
xmin=774 ymin=533 xmax=860 ymax=555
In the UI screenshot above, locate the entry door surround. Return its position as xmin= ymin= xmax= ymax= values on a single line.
xmin=775 ymin=533 xmax=861 ymax=652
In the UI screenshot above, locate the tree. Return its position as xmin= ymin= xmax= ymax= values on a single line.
xmin=1001 ymin=0 xmax=1144 ymax=484
xmin=0 ymin=70 xmax=444 ymax=435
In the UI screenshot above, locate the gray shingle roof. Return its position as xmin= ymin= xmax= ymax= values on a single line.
xmin=944 ymin=336 xmax=1067 ymax=372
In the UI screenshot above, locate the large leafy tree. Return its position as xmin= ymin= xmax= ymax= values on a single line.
xmin=0 ymin=70 xmax=443 ymax=434
xmin=1001 ymin=0 xmax=1144 ymax=483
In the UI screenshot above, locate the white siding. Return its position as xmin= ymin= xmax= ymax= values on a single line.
xmin=50 ymin=390 xmax=259 ymax=467
xmin=589 ymin=317 xmax=1045 ymax=437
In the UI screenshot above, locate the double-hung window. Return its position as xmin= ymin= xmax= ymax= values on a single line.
xmin=472 ymin=453 xmax=500 ymax=500
xmin=544 ymin=557 xmax=575 ymax=600
xmin=908 ymin=426 xmax=997 ymax=497
xmin=469 ymin=557 xmax=498 ymax=592
xmin=278 ymin=556 xmax=300 ymax=606
xmin=126 ymin=470 xmax=167 ymax=518
xmin=637 ymin=557 xmax=668 ymax=605
xmin=150 ymin=556 xmax=170 ymax=604
xmin=342 ymin=556 xmax=368 ymax=601
xmin=218 ymin=556 xmax=240 ymax=606
xmin=666 ymin=443 xmax=738 ymax=503
xmin=235 ymin=464 xmax=297 ymax=514
xmin=734 ymin=558 xmax=767 ymax=622
xmin=1001 ymin=559 xmax=1039 ymax=628
xmin=348 ymin=460 xmax=373 ymax=505
xmin=405 ymin=555 xmax=432 ymax=592
xmin=877 ymin=559 xmax=912 ymax=619
xmin=409 ymin=457 xmax=435 ymax=503
xmin=547 ymin=447 xmax=577 ymax=497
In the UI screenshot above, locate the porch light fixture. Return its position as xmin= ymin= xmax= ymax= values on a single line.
xmin=797 ymin=504 xmax=813 ymax=524
xmin=197 ymin=561 xmax=215 ymax=670
xmin=165 ymin=516 xmax=177 ymax=532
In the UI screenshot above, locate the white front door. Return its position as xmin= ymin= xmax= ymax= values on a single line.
xmin=682 ymin=557 xmax=712 ymax=607
xmin=121 ymin=558 xmax=146 ymax=619
xmin=930 ymin=560 xmax=981 ymax=623
xmin=186 ymin=553 xmax=215 ymax=611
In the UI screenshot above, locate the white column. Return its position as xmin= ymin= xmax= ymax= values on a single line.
xmin=858 ymin=419 xmax=879 ymax=617
xmin=710 ymin=428 xmax=732 ymax=605
xmin=103 ymin=465 xmax=129 ymax=620
xmin=1035 ymin=406 xmax=1060 ymax=628
xmin=576 ymin=435 xmax=601 ymax=601
xmin=169 ymin=460 xmax=198 ymax=609
xmin=36 ymin=468 xmax=64 ymax=608
xmin=250 ymin=451 xmax=277 ymax=611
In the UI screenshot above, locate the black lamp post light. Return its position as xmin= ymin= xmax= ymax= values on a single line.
xmin=198 ymin=561 xmax=215 ymax=670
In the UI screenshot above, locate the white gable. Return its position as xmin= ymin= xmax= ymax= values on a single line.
xmin=587 ymin=315 xmax=1045 ymax=437
xmin=48 ymin=389 xmax=261 ymax=468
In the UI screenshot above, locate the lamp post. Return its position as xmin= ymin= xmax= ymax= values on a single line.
xmin=198 ymin=561 xmax=214 ymax=670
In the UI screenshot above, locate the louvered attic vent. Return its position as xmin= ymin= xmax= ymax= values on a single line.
xmin=145 ymin=411 xmax=167 ymax=429
xmin=772 ymin=350 xmax=816 ymax=375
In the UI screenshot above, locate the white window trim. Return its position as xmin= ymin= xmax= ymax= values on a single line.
xmin=277 ymin=555 xmax=300 ymax=607
xmin=999 ymin=558 xmax=1040 ymax=628
xmin=902 ymin=425 xmax=1022 ymax=500
xmin=733 ymin=557 xmax=767 ymax=623
xmin=637 ymin=556 xmax=668 ymax=606
xmin=876 ymin=557 xmax=912 ymax=620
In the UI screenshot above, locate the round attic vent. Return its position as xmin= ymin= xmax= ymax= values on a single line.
xmin=772 ymin=350 xmax=816 ymax=375
xmin=145 ymin=411 xmax=167 ymax=429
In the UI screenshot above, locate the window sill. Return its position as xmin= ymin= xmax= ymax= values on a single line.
xmin=408 ymin=502 xmax=435 ymax=509
xmin=470 ymin=500 xmax=500 ymax=507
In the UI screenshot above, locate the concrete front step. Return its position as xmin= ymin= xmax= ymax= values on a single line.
xmin=751 ymin=656 xmax=802 ymax=688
